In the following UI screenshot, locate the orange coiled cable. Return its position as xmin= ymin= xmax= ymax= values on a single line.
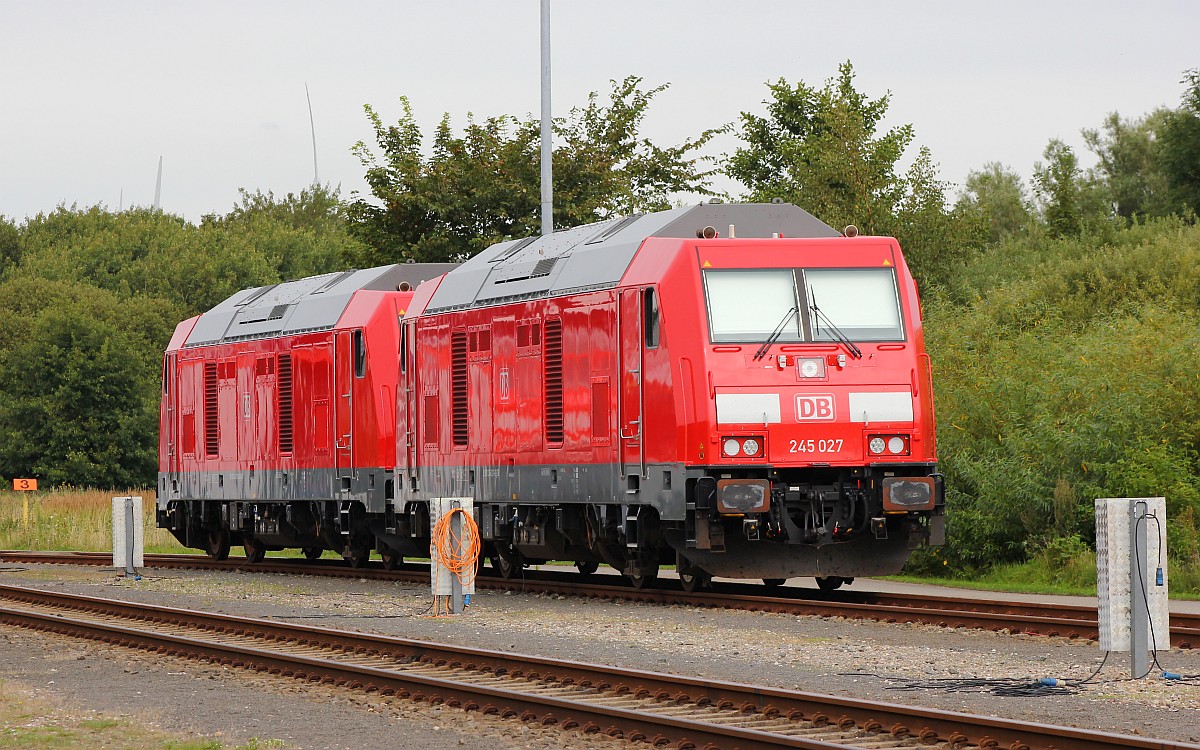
xmin=431 ymin=507 xmax=481 ymax=583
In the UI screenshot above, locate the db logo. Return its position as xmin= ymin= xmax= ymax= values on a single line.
xmin=795 ymin=394 xmax=836 ymax=421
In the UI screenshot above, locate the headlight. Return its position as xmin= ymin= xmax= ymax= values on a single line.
xmin=868 ymin=437 xmax=886 ymax=454
xmin=742 ymin=438 xmax=761 ymax=456
xmin=887 ymin=436 xmax=907 ymax=454
xmin=723 ymin=438 xmax=742 ymax=457
xmin=797 ymin=357 xmax=825 ymax=378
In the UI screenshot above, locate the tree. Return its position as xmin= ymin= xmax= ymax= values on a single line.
xmin=954 ymin=162 xmax=1034 ymax=243
xmin=1158 ymin=68 xmax=1200 ymax=216
xmin=1083 ymin=110 xmax=1175 ymax=219
xmin=0 ymin=279 xmax=172 ymax=487
xmin=725 ymin=61 xmax=975 ymax=286
xmin=726 ymin=61 xmax=912 ymax=235
xmin=0 ymin=215 xmax=19 ymax=277
xmin=1031 ymin=139 xmax=1108 ymax=237
xmin=205 ymin=185 xmax=360 ymax=280
xmin=347 ymin=77 xmax=718 ymax=265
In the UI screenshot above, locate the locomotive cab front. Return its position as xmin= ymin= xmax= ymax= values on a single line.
xmin=672 ymin=237 xmax=945 ymax=587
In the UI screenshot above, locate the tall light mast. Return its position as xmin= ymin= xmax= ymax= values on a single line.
xmin=539 ymin=0 xmax=553 ymax=236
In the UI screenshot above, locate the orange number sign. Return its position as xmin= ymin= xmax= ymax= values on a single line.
xmin=13 ymin=479 xmax=37 ymax=491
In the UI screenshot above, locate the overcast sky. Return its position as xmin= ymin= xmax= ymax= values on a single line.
xmin=2 ymin=1 xmax=1196 ymax=223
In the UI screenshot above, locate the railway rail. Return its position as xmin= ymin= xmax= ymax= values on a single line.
xmin=3 ymin=550 xmax=1198 ymax=649
xmin=0 ymin=583 xmax=1190 ymax=750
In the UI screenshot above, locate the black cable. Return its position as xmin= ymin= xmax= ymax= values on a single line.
xmin=841 ymin=652 xmax=1114 ymax=698
xmin=1133 ymin=507 xmax=1167 ymax=678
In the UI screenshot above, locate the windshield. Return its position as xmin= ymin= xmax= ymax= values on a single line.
xmin=703 ymin=267 xmax=904 ymax=343
xmin=805 ymin=269 xmax=903 ymax=341
xmin=704 ymin=270 xmax=801 ymax=344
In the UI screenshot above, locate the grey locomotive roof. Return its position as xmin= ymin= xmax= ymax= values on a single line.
xmin=184 ymin=263 xmax=457 ymax=348
xmin=425 ymin=202 xmax=838 ymax=313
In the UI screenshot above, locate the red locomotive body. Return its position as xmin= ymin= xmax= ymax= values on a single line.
xmin=398 ymin=203 xmax=943 ymax=588
xmin=157 ymin=264 xmax=454 ymax=564
xmin=158 ymin=203 xmax=943 ymax=589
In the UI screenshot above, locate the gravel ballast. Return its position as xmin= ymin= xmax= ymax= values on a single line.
xmin=0 ymin=563 xmax=1196 ymax=748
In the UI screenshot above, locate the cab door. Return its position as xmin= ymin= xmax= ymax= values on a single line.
xmin=334 ymin=330 xmax=355 ymax=481
xmin=163 ymin=353 xmax=179 ymax=493
xmin=618 ymin=288 xmax=644 ymax=481
xmin=399 ymin=320 xmax=419 ymax=484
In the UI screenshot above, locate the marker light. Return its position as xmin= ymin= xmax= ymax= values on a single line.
xmin=869 ymin=437 xmax=886 ymax=455
xmin=742 ymin=438 xmax=761 ymax=457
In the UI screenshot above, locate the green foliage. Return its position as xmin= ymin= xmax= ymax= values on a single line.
xmin=1158 ymin=68 xmax=1200 ymax=216
xmin=926 ymin=219 xmax=1200 ymax=570
xmin=0 ymin=280 xmax=172 ymax=487
xmin=953 ymin=162 xmax=1034 ymax=244
xmin=727 ymin=61 xmax=913 ymax=233
xmin=1083 ymin=109 xmax=1177 ymax=219
xmin=347 ymin=77 xmax=718 ymax=265
xmin=726 ymin=61 xmax=976 ymax=287
xmin=1030 ymin=139 xmax=1109 ymax=237
xmin=204 ymin=185 xmax=363 ymax=281
xmin=0 ymin=215 xmax=19 ymax=276
xmin=0 ymin=191 xmax=358 ymax=489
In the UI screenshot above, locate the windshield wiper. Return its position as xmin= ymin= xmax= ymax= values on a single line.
xmin=753 ymin=306 xmax=798 ymax=361
xmin=808 ymin=291 xmax=863 ymax=360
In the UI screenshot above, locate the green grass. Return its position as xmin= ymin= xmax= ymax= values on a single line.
xmin=0 ymin=489 xmax=184 ymax=554
xmin=893 ymin=557 xmax=1200 ymax=600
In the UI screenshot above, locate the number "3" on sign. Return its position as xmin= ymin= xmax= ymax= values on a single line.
xmin=13 ymin=478 xmax=38 ymax=491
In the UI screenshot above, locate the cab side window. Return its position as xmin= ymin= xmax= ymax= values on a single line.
xmin=643 ymin=288 xmax=660 ymax=348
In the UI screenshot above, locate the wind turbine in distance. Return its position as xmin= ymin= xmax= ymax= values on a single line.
xmin=153 ymin=156 xmax=163 ymax=210
xmin=305 ymin=83 xmax=319 ymax=185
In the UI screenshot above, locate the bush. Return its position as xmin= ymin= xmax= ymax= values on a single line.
xmin=926 ymin=218 xmax=1200 ymax=577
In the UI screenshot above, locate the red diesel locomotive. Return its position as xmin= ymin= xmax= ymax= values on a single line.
xmin=400 ymin=201 xmax=943 ymax=589
xmin=156 ymin=263 xmax=455 ymax=565
xmin=158 ymin=202 xmax=944 ymax=589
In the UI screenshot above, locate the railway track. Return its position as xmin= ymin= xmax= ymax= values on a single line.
xmin=4 ymin=550 xmax=1198 ymax=649
xmin=0 ymin=583 xmax=1189 ymax=750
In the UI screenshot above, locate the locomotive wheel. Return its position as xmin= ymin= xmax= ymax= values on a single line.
xmin=762 ymin=578 xmax=787 ymax=588
xmin=494 ymin=552 xmax=523 ymax=579
xmin=302 ymin=547 xmax=323 ymax=561
xmin=575 ymin=560 xmax=599 ymax=576
xmin=346 ymin=543 xmax=371 ymax=569
xmin=815 ymin=576 xmax=844 ymax=591
xmin=242 ymin=537 xmax=267 ymax=564
xmin=628 ymin=563 xmax=659 ymax=589
xmin=679 ymin=571 xmax=711 ymax=593
xmin=205 ymin=528 xmax=231 ymax=561
xmin=628 ymin=571 xmax=658 ymax=589
xmin=380 ymin=550 xmax=402 ymax=571
xmin=490 ymin=542 xmax=523 ymax=579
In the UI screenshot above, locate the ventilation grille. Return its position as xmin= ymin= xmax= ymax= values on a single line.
xmin=277 ymin=354 xmax=293 ymax=454
xmin=544 ymin=318 xmax=564 ymax=445
xmin=451 ymin=331 xmax=468 ymax=447
xmin=203 ymin=362 xmax=218 ymax=457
